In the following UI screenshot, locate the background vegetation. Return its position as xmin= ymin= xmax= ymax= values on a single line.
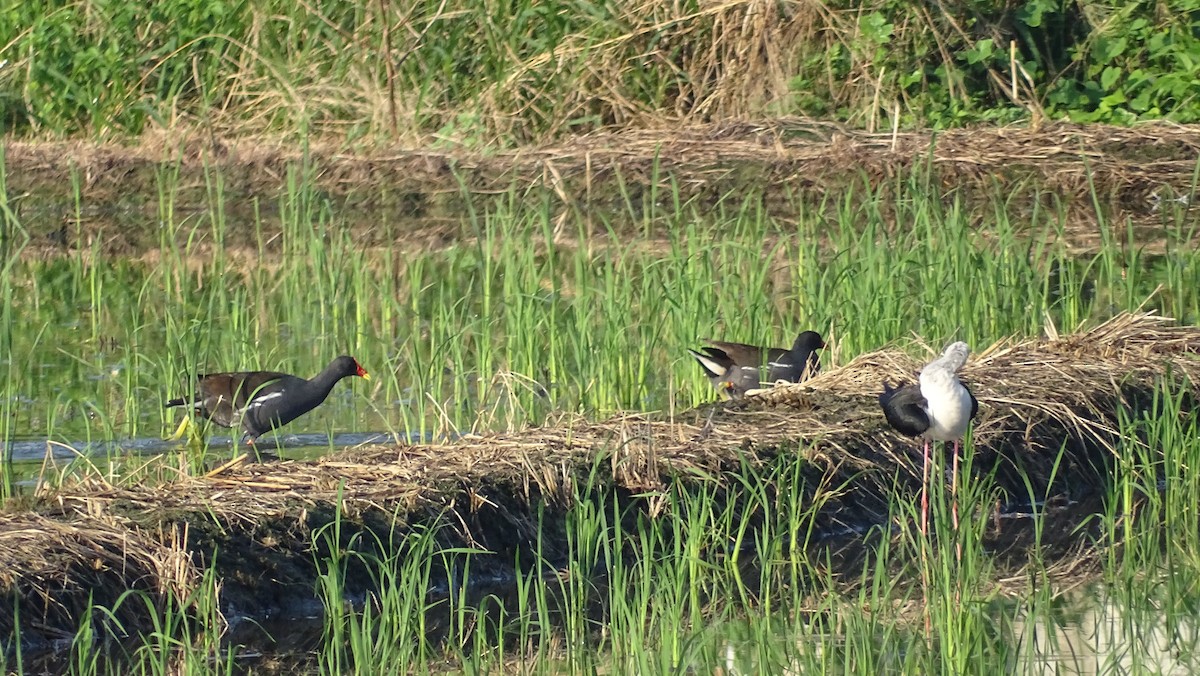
xmin=1 ymin=0 xmax=1198 ymax=143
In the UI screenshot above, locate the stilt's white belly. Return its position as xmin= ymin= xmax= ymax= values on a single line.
xmin=920 ymin=371 xmax=973 ymax=441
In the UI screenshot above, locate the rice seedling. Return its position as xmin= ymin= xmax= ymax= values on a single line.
xmin=58 ymin=556 xmax=232 ymax=676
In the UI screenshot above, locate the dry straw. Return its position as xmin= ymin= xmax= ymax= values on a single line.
xmin=0 ymin=513 xmax=199 ymax=647
xmin=5 ymin=121 xmax=1198 ymax=256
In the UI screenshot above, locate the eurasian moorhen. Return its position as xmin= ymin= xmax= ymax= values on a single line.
xmin=688 ymin=330 xmax=826 ymax=399
xmin=166 ymin=355 xmax=371 ymax=444
xmin=879 ymin=341 xmax=978 ymax=534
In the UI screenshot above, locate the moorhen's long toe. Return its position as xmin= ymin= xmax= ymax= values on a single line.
xmin=165 ymin=355 xmax=371 ymax=444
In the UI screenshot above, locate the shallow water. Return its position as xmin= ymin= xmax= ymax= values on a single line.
xmin=25 ymin=508 xmax=1183 ymax=676
xmin=1007 ymin=588 xmax=1200 ymax=675
xmin=2 ymin=431 xmax=423 ymax=464
xmin=713 ymin=581 xmax=1200 ymax=675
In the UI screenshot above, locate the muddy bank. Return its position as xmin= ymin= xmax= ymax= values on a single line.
xmin=4 ymin=121 xmax=1198 ymax=256
xmin=1 ymin=312 xmax=1197 ymax=650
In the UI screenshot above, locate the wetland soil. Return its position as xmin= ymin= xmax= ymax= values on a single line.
xmin=5 ymin=121 xmax=1199 ymax=256
xmin=1 ymin=313 xmax=1196 ymax=651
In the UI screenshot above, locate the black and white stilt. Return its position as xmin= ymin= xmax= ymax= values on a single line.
xmin=879 ymin=341 xmax=978 ymax=534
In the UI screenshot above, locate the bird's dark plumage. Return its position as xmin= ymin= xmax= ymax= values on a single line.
xmin=689 ymin=330 xmax=826 ymax=399
xmin=767 ymin=331 xmax=826 ymax=382
xmin=166 ymin=355 xmax=370 ymax=443
xmin=878 ymin=379 xmax=930 ymax=437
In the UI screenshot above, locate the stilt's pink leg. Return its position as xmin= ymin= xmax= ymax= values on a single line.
xmin=921 ymin=437 xmax=930 ymax=536
xmin=952 ymin=439 xmax=960 ymax=530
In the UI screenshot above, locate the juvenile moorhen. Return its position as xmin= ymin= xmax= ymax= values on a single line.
xmin=879 ymin=341 xmax=978 ymax=534
xmin=688 ymin=330 xmax=826 ymax=399
xmin=166 ymin=355 xmax=371 ymax=444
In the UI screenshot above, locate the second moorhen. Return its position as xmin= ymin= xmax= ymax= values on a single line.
xmin=166 ymin=355 xmax=371 ymax=444
xmin=688 ymin=330 xmax=826 ymax=399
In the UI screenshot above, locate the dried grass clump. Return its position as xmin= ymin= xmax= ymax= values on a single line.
xmin=7 ymin=121 xmax=1198 ymax=257
xmin=0 ymin=513 xmax=203 ymax=648
xmin=2 ymin=311 xmax=1197 ymax=645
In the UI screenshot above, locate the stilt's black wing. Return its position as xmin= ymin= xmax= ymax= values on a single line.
xmin=879 ymin=380 xmax=930 ymax=437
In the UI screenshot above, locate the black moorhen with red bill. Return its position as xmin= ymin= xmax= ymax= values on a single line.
xmin=166 ymin=355 xmax=370 ymax=444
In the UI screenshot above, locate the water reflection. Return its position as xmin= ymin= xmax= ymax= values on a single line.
xmin=2 ymin=431 xmax=429 ymax=463
xmin=1010 ymin=585 xmax=1200 ymax=674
